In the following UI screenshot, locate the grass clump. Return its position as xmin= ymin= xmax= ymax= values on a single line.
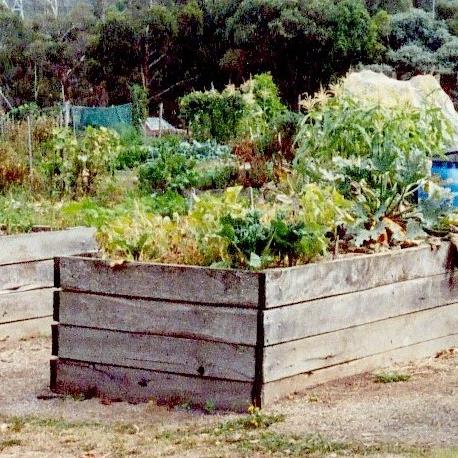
xmin=213 ymin=406 xmax=285 ymax=435
xmin=238 ymin=431 xmax=347 ymax=456
xmin=374 ymin=371 xmax=412 ymax=383
xmin=0 ymin=439 xmax=22 ymax=451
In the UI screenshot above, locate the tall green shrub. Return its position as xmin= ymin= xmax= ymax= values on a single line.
xmin=179 ymin=73 xmax=285 ymax=142
xmin=130 ymin=84 xmax=149 ymax=129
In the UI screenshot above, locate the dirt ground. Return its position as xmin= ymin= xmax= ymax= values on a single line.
xmin=0 ymin=336 xmax=457 ymax=457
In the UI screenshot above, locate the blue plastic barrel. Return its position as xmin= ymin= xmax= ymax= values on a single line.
xmin=430 ymin=159 xmax=458 ymax=207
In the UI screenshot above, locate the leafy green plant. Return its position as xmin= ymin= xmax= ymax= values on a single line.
xmin=194 ymin=159 xmax=237 ymax=190
xmin=147 ymin=191 xmax=188 ymax=216
xmin=130 ymin=83 xmax=148 ymax=130
xmin=180 ymin=87 xmax=246 ymax=142
xmin=219 ymin=211 xmax=273 ymax=268
xmin=40 ymin=126 xmax=120 ymax=197
xmin=238 ymin=73 xmax=287 ymax=140
xmin=114 ymin=126 xmax=150 ymax=169
xmin=138 ymin=149 xmax=198 ymax=193
xmin=0 ymin=191 xmax=63 ymax=233
xmin=295 ymin=87 xmax=453 ymax=246
xmin=180 ymin=73 xmax=286 ymax=142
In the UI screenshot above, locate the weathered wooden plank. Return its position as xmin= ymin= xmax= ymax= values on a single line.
xmin=0 ymin=260 xmax=54 ymax=291
xmin=56 ymin=325 xmax=256 ymax=382
xmin=261 ymin=334 xmax=458 ymax=406
xmin=51 ymin=358 xmax=253 ymax=411
xmin=59 ymin=257 xmax=262 ymax=307
xmin=58 ymin=292 xmax=258 ymax=345
xmin=0 ymin=227 xmax=97 ymax=265
xmin=0 ymin=316 xmax=52 ymax=340
xmin=263 ymin=302 xmax=458 ymax=382
xmin=0 ymin=289 xmax=53 ymax=324
xmin=264 ymin=243 xmax=451 ymax=307
xmin=264 ymin=272 xmax=458 ymax=345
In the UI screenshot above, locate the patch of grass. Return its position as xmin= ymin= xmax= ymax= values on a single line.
xmin=0 ymin=439 xmax=22 ymax=451
xmin=114 ymin=423 xmax=140 ymax=435
xmin=26 ymin=416 xmax=104 ymax=431
xmin=237 ymin=431 xmax=348 ymax=456
xmin=430 ymin=448 xmax=458 ymax=458
xmin=8 ymin=417 xmax=25 ymax=432
xmin=374 ymin=371 xmax=411 ymax=383
xmin=212 ymin=406 xmax=285 ymax=435
xmin=203 ymin=399 xmax=216 ymax=415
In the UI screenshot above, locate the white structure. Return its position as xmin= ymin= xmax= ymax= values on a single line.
xmin=44 ymin=0 xmax=58 ymax=17
xmin=343 ymin=70 xmax=458 ymax=148
xmin=2 ymin=0 xmax=24 ymax=18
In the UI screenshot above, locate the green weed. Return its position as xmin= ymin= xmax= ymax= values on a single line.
xmin=374 ymin=371 xmax=412 ymax=383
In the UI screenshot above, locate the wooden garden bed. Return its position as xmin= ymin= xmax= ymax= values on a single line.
xmin=51 ymin=243 xmax=458 ymax=410
xmin=0 ymin=228 xmax=97 ymax=340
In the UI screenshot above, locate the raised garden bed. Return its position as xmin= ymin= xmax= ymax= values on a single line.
xmin=0 ymin=228 xmax=97 ymax=340
xmin=51 ymin=243 xmax=458 ymax=410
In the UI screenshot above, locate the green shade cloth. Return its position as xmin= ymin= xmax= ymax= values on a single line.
xmin=72 ymin=103 xmax=132 ymax=130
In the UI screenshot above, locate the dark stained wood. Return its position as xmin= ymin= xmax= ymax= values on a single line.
xmin=57 ymin=325 xmax=257 ymax=382
xmin=51 ymin=358 xmax=253 ymax=412
xmin=59 ymin=256 xmax=262 ymax=307
xmin=58 ymin=291 xmax=258 ymax=345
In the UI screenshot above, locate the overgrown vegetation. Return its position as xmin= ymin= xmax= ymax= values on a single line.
xmin=2 ymin=70 xmax=457 ymax=268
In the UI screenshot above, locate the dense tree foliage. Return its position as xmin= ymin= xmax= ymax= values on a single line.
xmin=1 ymin=0 xmax=458 ymax=116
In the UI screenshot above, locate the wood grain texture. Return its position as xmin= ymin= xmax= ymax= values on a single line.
xmin=51 ymin=358 xmax=253 ymax=411
xmin=56 ymin=325 xmax=256 ymax=381
xmin=0 ymin=288 xmax=53 ymax=323
xmin=0 ymin=227 xmax=97 ymax=265
xmin=264 ymin=243 xmax=451 ymax=307
xmin=58 ymin=292 xmax=258 ymax=345
xmin=264 ymin=272 xmax=458 ymax=345
xmin=0 ymin=260 xmax=53 ymax=291
xmin=261 ymin=333 xmax=458 ymax=406
xmin=263 ymin=302 xmax=458 ymax=382
xmin=59 ymin=256 xmax=262 ymax=307
xmin=0 ymin=316 xmax=51 ymax=340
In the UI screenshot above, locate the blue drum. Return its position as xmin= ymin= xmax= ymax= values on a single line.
xmin=430 ymin=159 xmax=458 ymax=207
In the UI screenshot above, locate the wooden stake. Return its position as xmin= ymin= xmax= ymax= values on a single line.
xmin=27 ymin=115 xmax=33 ymax=183
xmin=159 ymin=102 xmax=163 ymax=138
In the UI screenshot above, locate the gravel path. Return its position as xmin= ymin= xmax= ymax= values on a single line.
xmin=0 ymin=336 xmax=457 ymax=457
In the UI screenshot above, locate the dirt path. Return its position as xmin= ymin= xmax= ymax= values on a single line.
xmin=0 ymin=336 xmax=457 ymax=457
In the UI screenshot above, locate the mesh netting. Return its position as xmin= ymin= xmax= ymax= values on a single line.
xmin=71 ymin=103 xmax=132 ymax=130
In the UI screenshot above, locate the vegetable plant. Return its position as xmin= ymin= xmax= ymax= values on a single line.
xmin=295 ymin=86 xmax=453 ymax=246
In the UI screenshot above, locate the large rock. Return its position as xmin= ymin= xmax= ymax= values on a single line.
xmin=342 ymin=70 xmax=458 ymax=149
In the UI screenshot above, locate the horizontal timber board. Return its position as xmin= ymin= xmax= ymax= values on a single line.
xmin=0 ymin=288 xmax=53 ymax=324
xmin=56 ymin=325 xmax=256 ymax=382
xmin=264 ymin=271 xmax=458 ymax=345
xmin=0 ymin=260 xmax=53 ymax=291
xmin=261 ymin=334 xmax=458 ymax=406
xmin=58 ymin=291 xmax=258 ymax=345
xmin=51 ymin=359 xmax=253 ymax=411
xmin=263 ymin=302 xmax=458 ymax=382
xmin=0 ymin=316 xmax=51 ymax=340
xmin=0 ymin=227 xmax=97 ymax=266
xmin=264 ymin=243 xmax=451 ymax=307
xmin=59 ymin=256 xmax=261 ymax=307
